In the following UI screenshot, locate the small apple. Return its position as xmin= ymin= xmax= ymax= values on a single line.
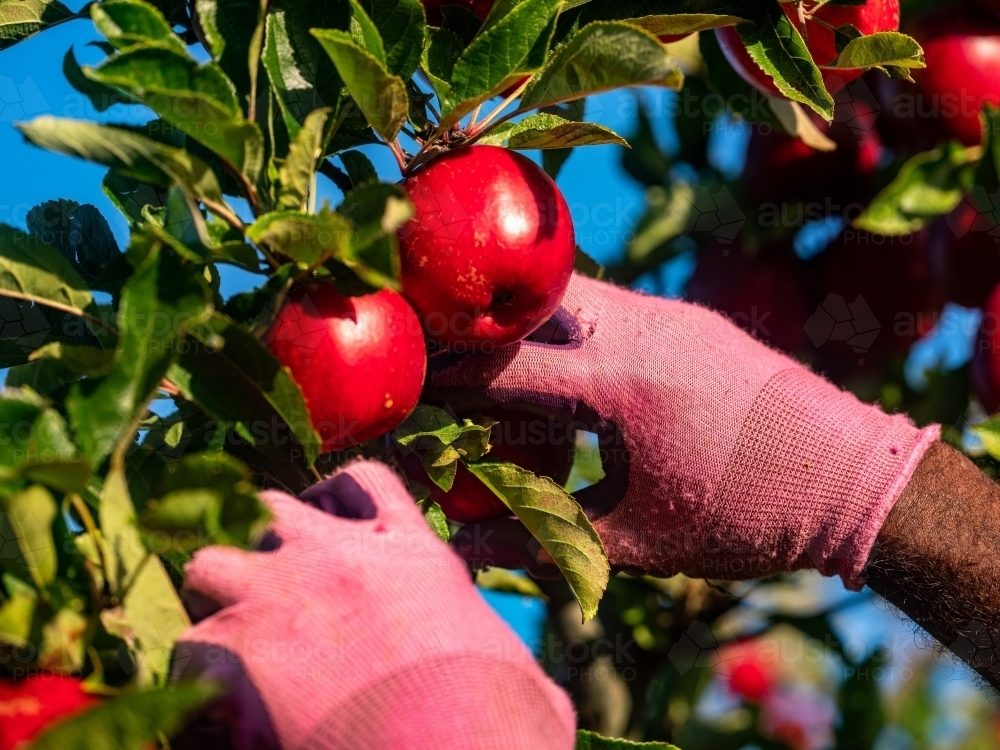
xmin=929 ymin=199 xmax=1000 ymax=309
xmin=0 ymin=675 xmax=98 ymax=750
xmin=686 ymin=241 xmax=813 ymax=355
xmin=973 ymin=283 xmax=1000 ymax=412
xmin=715 ymin=0 xmax=900 ymax=97
xmin=265 ymin=284 xmax=427 ymax=452
xmin=906 ymin=7 xmax=1000 ymax=146
xmin=399 ymin=145 xmax=576 ymax=349
xmin=421 ymin=0 xmax=493 ymax=25
xmin=742 ymin=113 xmax=882 ymax=214
xmin=400 ymin=407 xmax=577 ymax=523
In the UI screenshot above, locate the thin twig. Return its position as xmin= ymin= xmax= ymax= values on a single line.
xmin=388 ymin=139 xmax=409 ymax=175
xmin=203 ymin=197 xmax=247 ymax=233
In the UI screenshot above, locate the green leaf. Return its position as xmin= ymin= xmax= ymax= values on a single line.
xmin=247 ymin=208 xmax=352 ymax=266
xmin=193 ymin=0 xmax=261 ymax=100
xmin=29 ymin=341 xmax=117 ymax=375
xmin=441 ymin=0 xmax=562 ymax=123
xmin=83 ymin=46 xmax=265 ymax=182
xmin=854 ymin=142 xmax=978 ymax=235
xmin=337 ymin=182 xmax=411 ymax=289
xmin=394 ymin=403 xmax=463 ymax=447
xmin=262 ymin=0 xmax=350 ymax=137
xmin=418 ymin=498 xmax=450 ymax=542
xmin=0 ymin=0 xmax=72 ymax=50
xmin=6 ymin=358 xmax=81 ymax=397
xmin=28 ymin=683 xmax=217 ymax=750
xmin=479 ymin=113 xmax=628 ymax=150
xmin=91 ymin=0 xmax=185 ymax=52
xmin=0 ymin=390 xmax=90 ymax=492
xmin=521 ymin=22 xmax=684 ymax=111
xmin=0 ymin=575 xmax=36 ymax=647
xmin=0 ymin=224 xmax=98 ymax=327
xmin=628 ymin=13 xmax=742 ymax=37
xmin=349 ymin=0 xmax=386 ymax=64
xmin=26 ymin=200 xmax=121 ymax=286
xmin=312 ymin=28 xmax=409 ymax=141
xmin=171 ymin=312 xmax=323 ymax=466
xmin=1 ymin=485 xmax=58 ymax=588
xmin=476 ymin=567 xmax=546 ymax=599
xmin=575 ymin=729 xmax=679 ymax=750
xmin=358 ymin=0 xmax=426 ymax=80
xmin=736 ymin=1 xmax=834 ymax=120
xmin=139 ymin=453 xmax=269 ymax=551
xmin=827 ymin=30 xmax=925 ymax=71
xmin=423 ymin=442 xmax=461 ymax=490
xmin=18 ymin=118 xmax=226 ymax=211
xmin=340 ymin=149 xmax=378 ymax=187
xmin=574 ymin=247 xmax=604 ymax=280
xmin=466 ymin=459 xmax=609 ymax=621
xmin=276 ymin=107 xmax=331 ymax=210
xmin=98 ymin=468 xmax=191 ymax=685
xmin=67 ymin=245 xmax=212 ymax=466
xmin=421 ymin=25 xmax=464 ymax=100
xmin=102 ymin=169 xmax=169 ymax=227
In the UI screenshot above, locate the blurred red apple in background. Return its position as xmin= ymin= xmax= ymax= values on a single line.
xmin=907 ymin=7 xmax=1000 ymax=146
xmin=929 ymin=198 xmax=1000 ymax=309
xmin=686 ymin=242 xmax=813 ymax=355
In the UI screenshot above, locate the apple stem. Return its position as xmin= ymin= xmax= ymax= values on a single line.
xmin=388 ymin=139 xmax=409 ymax=174
xmin=467 ymin=79 xmax=531 ymax=139
xmin=468 ymin=104 xmax=483 ymax=129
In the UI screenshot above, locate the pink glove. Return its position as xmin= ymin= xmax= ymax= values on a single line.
xmin=173 ymin=460 xmax=575 ymax=750
xmin=431 ymin=274 xmax=939 ymax=589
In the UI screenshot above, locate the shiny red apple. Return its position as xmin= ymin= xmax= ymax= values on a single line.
xmin=265 ymin=284 xmax=427 ymax=452
xmin=715 ymin=0 xmax=900 ymax=97
xmin=907 ymin=7 xmax=1000 ymax=146
xmin=399 ymin=145 xmax=576 ymax=349
xmin=0 ymin=675 xmax=98 ymax=750
xmin=400 ymin=407 xmax=577 ymax=522
xmin=973 ymin=283 xmax=1000 ymax=412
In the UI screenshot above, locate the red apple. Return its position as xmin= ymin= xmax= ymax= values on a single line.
xmin=0 ymin=675 xmax=98 ymax=750
xmin=265 ymin=284 xmax=427 ymax=452
xmin=973 ymin=283 xmax=1000 ymax=411
xmin=728 ymin=659 xmax=774 ymax=704
xmin=929 ymin=198 xmax=1000 ymax=309
xmin=742 ymin=112 xmax=882 ymax=214
xmin=906 ymin=7 xmax=1000 ymax=146
xmin=715 ymin=0 xmax=900 ymax=97
xmin=399 ymin=145 xmax=576 ymax=349
xmin=421 ymin=0 xmax=493 ymax=25
xmin=400 ymin=407 xmax=576 ymax=522
xmin=812 ymin=229 xmax=941 ymax=378
xmin=686 ymin=241 xmax=813 ymax=355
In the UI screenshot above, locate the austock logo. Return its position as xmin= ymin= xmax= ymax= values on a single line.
xmin=804 ymin=293 xmax=881 ymax=363
xmin=0 ymin=76 xmax=48 ymax=123
xmin=946 ymin=185 xmax=1000 ymax=241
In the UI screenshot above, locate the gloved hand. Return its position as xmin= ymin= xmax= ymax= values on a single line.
xmin=173 ymin=460 xmax=575 ymax=750
xmin=430 ymin=274 xmax=939 ymax=589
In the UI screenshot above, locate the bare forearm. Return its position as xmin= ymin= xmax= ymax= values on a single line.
xmin=865 ymin=441 xmax=1000 ymax=690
